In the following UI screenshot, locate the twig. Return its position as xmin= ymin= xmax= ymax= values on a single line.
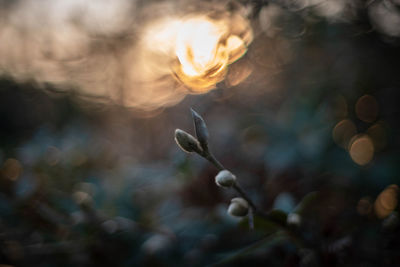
xmin=176 ymin=108 xmax=267 ymax=229
xmin=202 ymin=148 xmax=256 ymax=229
xmin=174 ymin=109 xmax=308 ymax=249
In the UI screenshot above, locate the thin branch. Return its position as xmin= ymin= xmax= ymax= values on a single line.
xmin=232 ymin=183 xmax=257 ymax=212
xmin=202 ymin=149 xmax=258 ymax=211
xmin=200 ymin=148 xmax=257 ymax=229
xmin=248 ymin=207 xmax=254 ymax=229
xmin=203 ymin=151 xmax=224 ymax=171
xmin=176 ymin=108 xmax=291 ymax=230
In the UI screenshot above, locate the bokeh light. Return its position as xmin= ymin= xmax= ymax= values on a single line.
xmin=332 ymin=119 xmax=357 ymax=149
xmin=0 ymin=1 xmax=252 ymax=110
xmin=0 ymin=0 xmax=400 ymax=266
xmin=374 ymin=184 xmax=399 ymax=219
xmin=1 ymin=158 xmax=22 ymax=181
xmin=172 ymin=15 xmax=252 ymax=91
xmin=332 ymin=95 xmax=348 ymax=119
xmin=355 ymin=95 xmax=379 ymax=123
xmin=348 ymin=135 xmax=374 ymax=166
xmin=369 ymin=0 xmax=400 ymax=38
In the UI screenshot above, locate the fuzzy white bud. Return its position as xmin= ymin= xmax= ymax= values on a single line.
xmin=287 ymin=213 xmax=301 ymax=226
xmin=227 ymin=197 xmax=249 ymax=217
xmin=174 ymin=129 xmax=202 ymax=153
xmin=215 ymin=170 xmax=236 ymax=188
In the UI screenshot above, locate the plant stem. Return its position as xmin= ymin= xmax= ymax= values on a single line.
xmin=248 ymin=206 xmax=254 ymax=229
xmin=201 ymin=149 xmax=257 ymax=229
xmin=232 ymin=183 xmax=257 ymax=211
xmin=204 ymin=152 xmax=224 ymax=171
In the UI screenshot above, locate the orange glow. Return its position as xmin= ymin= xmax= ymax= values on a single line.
xmin=374 ymin=185 xmax=398 ymax=219
xmin=355 ymin=95 xmax=379 ymax=123
xmin=332 ymin=119 xmax=357 ymax=149
xmin=349 ymin=135 xmax=374 ymax=166
xmin=0 ymin=1 xmax=253 ymax=110
xmin=172 ymin=16 xmax=252 ymax=91
xmin=121 ymin=11 xmax=253 ymax=109
xmin=2 ymin=158 xmax=22 ymax=181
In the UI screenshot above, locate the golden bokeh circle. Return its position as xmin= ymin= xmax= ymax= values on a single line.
xmin=332 ymin=119 xmax=357 ymax=149
xmin=349 ymin=135 xmax=374 ymax=166
xmin=2 ymin=158 xmax=22 ymax=181
xmin=355 ymin=95 xmax=379 ymax=123
xmin=374 ymin=185 xmax=398 ymax=219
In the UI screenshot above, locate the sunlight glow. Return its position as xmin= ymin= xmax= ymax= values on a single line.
xmin=172 ymin=16 xmax=252 ymax=91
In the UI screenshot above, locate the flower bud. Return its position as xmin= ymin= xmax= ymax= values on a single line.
xmin=287 ymin=213 xmax=301 ymax=226
xmin=215 ymin=170 xmax=236 ymax=188
xmin=191 ymin=108 xmax=209 ymax=148
xmin=174 ymin=129 xmax=202 ymax=153
xmin=227 ymin=197 xmax=249 ymax=217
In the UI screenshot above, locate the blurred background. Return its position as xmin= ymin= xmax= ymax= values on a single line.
xmin=1 ymin=0 xmax=400 ymax=266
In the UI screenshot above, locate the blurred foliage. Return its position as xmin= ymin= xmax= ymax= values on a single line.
xmin=1 ymin=1 xmax=400 ymax=266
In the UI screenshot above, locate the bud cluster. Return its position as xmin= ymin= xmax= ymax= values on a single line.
xmin=174 ymin=109 xmax=256 ymax=228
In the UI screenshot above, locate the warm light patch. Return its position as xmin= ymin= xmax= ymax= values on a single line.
xmin=172 ymin=16 xmax=252 ymax=91
xmin=349 ymin=135 xmax=374 ymax=166
xmin=225 ymin=58 xmax=252 ymax=87
xmin=374 ymin=185 xmax=398 ymax=219
xmin=355 ymin=95 xmax=379 ymax=123
xmin=332 ymin=119 xmax=357 ymax=149
xmin=0 ymin=0 xmax=253 ymax=110
xmin=2 ymin=158 xmax=22 ymax=181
